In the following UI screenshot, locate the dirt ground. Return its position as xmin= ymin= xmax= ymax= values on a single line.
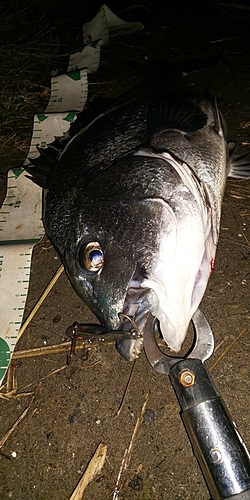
xmin=0 ymin=2 xmax=250 ymax=499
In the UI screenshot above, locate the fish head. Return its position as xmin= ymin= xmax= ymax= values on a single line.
xmin=63 ymin=230 xmax=146 ymax=331
xmin=47 ymin=189 xmax=162 ymax=336
xmin=44 ymin=149 xmax=216 ymax=361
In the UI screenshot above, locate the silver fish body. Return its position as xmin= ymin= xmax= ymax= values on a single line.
xmin=27 ymin=84 xmax=249 ymax=361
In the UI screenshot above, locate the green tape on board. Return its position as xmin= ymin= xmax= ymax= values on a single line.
xmin=0 ymin=338 xmax=11 ymax=382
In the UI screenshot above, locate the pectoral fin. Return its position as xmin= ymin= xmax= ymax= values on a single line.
xmin=227 ymin=141 xmax=250 ymax=178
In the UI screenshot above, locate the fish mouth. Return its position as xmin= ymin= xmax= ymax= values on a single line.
xmin=116 ymin=286 xmax=156 ymax=361
xmin=116 ymin=236 xmax=215 ymax=362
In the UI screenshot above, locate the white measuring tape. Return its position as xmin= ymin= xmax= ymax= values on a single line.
xmin=0 ymin=4 xmax=143 ymax=384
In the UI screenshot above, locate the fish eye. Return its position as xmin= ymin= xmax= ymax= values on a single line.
xmin=79 ymin=241 xmax=104 ymax=273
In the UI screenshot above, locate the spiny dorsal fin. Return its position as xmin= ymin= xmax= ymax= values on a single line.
xmin=69 ymin=97 xmax=114 ymax=137
xmin=25 ymin=161 xmax=51 ymax=188
xmin=24 ymin=97 xmax=114 ymax=188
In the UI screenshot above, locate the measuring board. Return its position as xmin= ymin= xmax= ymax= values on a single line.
xmin=0 ymin=5 xmax=143 ymax=385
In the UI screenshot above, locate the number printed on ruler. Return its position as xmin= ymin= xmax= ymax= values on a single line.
xmin=0 ymin=246 xmax=33 ymax=341
xmin=0 ymin=244 xmax=34 ymax=382
xmin=45 ymin=70 xmax=88 ymax=113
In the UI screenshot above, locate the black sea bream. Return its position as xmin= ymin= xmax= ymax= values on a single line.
xmin=25 ymin=79 xmax=250 ymax=361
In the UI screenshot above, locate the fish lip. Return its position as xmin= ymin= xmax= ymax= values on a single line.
xmin=116 ymin=286 xmax=154 ymax=361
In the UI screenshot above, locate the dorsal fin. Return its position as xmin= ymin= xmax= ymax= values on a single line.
xmin=24 ymin=97 xmax=114 ymax=188
xmin=25 ymin=160 xmax=52 ymax=188
xmin=69 ymin=97 xmax=114 ymax=137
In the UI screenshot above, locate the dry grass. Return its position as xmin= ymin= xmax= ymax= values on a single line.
xmin=0 ymin=0 xmax=78 ymax=169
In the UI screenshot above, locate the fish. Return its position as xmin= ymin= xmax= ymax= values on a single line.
xmin=25 ymin=72 xmax=250 ymax=361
